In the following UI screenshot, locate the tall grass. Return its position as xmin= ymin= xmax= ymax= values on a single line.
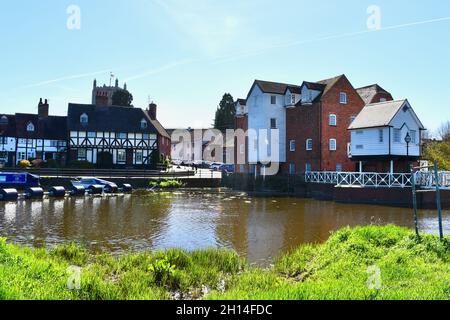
xmin=2 ymin=225 xmax=450 ymax=300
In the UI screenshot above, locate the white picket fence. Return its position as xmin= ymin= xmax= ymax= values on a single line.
xmin=304 ymin=171 xmax=450 ymax=189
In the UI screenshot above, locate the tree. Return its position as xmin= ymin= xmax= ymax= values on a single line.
xmin=422 ymin=122 xmax=450 ymax=170
xmin=112 ymin=90 xmax=133 ymax=107
xmin=213 ymin=93 xmax=235 ymax=131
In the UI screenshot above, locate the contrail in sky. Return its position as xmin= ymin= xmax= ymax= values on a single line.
xmin=22 ymin=69 xmax=111 ymax=88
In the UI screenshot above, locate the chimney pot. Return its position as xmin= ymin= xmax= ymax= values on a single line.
xmin=38 ymin=98 xmax=49 ymax=118
xmin=148 ymin=103 xmax=157 ymax=120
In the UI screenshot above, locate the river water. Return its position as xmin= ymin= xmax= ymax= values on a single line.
xmin=1 ymin=190 xmax=449 ymax=265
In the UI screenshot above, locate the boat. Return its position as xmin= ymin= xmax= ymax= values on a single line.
xmin=0 ymin=172 xmax=40 ymax=189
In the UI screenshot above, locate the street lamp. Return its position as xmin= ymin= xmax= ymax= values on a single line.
xmin=405 ymin=132 xmax=412 ymax=157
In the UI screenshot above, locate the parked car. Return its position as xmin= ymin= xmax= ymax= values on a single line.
xmin=71 ymin=177 xmax=118 ymax=193
xmin=219 ymin=164 xmax=235 ymax=173
xmin=210 ymin=162 xmax=224 ymax=171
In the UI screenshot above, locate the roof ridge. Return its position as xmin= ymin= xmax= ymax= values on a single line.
xmin=366 ymin=98 xmax=406 ymax=107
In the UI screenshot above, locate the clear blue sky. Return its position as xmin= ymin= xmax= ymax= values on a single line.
xmin=0 ymin=0 xmax=449 ymax=133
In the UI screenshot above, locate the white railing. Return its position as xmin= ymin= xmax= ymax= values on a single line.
xmin=304 ymin=171 xmax=450 ymax=189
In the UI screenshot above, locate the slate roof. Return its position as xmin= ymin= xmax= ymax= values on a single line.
xmin=356 ymin=84 xmax=392 ymax=105
xmin=14 ymin=113 xmax=67 ymax=140
xmin=299 ymin=75 xmax=346 ymax=104
xmin=67 ymin=104 xmax=160 ymax=135
xmin=235 ymin=99 xmax=247 ymax=105
xmin=252 ymin=80 xmax=301 ymax=96
xmin=0 ymin=114 xmax=16 ymax=137
xmin=348 ymin=99 xmax=425 ymax=130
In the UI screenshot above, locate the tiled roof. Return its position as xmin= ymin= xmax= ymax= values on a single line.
xmin=67 ymin=104 xmax=159 ymax=135
xmin=253 ymin=80 xmax=301 ymax=95
xmin=0 ymin=114 xmax=16 ymax=137
xmin=356 ymin=84 xmax=392 ymax=105
xmin=348 ymin=99 xmax=425 ymax=130
xmin=15 ymin=113 xmax=67 ymax=140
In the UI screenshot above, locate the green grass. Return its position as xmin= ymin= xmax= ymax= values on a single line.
xmin=2 ymin=225 xmax=450 ymax=300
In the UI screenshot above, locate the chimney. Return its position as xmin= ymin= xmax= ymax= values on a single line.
xmin=38 ymin=98 xmax=49 ymax=118
xmin=148 ymin=103 xmax=157 ymax=120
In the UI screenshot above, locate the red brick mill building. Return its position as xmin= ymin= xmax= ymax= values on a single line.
xmin=233 ymin=74 xmax=412 ymax=175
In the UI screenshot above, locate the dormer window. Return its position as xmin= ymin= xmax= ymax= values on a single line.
xmin=26 ymin=122 xmax=35 ymax=132
xmin=290 ymin=94 xmax=296 ymax=105
xmin=339 ymin=92 xmax=347 ymax=104
xmin=80 ymin=113 xmax=88 ymax=125
xmin=141 ymin=119 xmax=148 ymax=129
xmin=0 ymin=116 xmax=8 ymax=125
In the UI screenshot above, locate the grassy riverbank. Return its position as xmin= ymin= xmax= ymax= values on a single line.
xmin=1 ymin=225 xmax=450 ymax=300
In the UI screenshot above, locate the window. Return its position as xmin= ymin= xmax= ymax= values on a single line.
xmin=379 ymin=129 xmax=384 ymax=143
xmin=135 ymin=150 xmax=143 ymax=164
xmin=270 ymin=118 xmax=277 ymax=129
xmin=0 ymin=116 xmax=8 ymax=125
xmin=336 ymin=164 xmax=343 ymax=172
xmin=271 ymin=95 xmax=277 ymax=105
xmin=239 ymin=144 xmax=245 ymax=154
xmin=289 ymin=163 xmax=296 ymax=175
xmin=77 ymin=149 xmax=86 ymax=160
xmin=27 ymin=122 xmax=35 ymax=132
xmin=117 ymin=150 xmax=126 ymax=163
xmin=329 ymin=114 xmax=337 ymax=126
xmin=50 ymin=140 xmax=58 ymax=147
xmin=339 ymin=92 xmax=347 ymax=104
xmin=410 ymin=130 xmax=417 ymax=144
xmin=306 ymin=139 xmax=313 ymax=151
xmin=18 ymin=138 xmax=27 ymax=144
xmin=80 ymin=113 xmax=88 ymax=125
xmin=118 ymin=133 xmax=127 ymax=139
xmin=329 ymin=139 xmax=337 ymax=151
xmin=290 ymin=94 xmax=296 ymax=105
xmin=289 ymin=140 xmax=296 ymax=152
xmin=18 ymin=152 xmax=26 ymax=161
xmin=140 ymin=119 xmax=148 ymax=129
xmin=305 ymin=163 xmax=312 ymax=173
xmin=143 ymin=133 xmax=149 ymax=140
xmin=394 ymin=129 xmax=401 ymax=143
xmin=87 ymin=132 xmax=96 ymax=138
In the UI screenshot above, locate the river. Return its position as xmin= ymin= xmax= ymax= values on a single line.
xmin=1 ymin=190 xmax=449 ymax=265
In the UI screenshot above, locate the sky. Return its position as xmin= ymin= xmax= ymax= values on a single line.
xmin=0 ymin=0 xmax=449 ymax=134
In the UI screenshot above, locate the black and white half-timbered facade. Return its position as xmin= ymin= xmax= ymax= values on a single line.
xmin=67 ymin=103 xmax=163 ymax=167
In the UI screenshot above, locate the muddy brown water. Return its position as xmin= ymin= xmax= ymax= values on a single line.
xmin=1 ymin=190 xmax=449 ymax=265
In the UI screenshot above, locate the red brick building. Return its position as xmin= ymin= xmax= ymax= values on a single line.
xmin=234 ymin=99 xmax=248 ymax=173
xmin=285 ymin=75 xmax=367 ymax=173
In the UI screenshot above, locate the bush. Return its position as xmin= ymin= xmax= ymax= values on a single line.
xmin=68 ymin=160 xmax=95 ymax=169
xmin=149 ymin=258 xmax=176 ymax=287
xmin=18 ymin=160 xmax=30 ymax=168
xmin=149 ymin=179 xmax=184 ymax=189
xmin=43 ymin=159 xmax=60 ymax=168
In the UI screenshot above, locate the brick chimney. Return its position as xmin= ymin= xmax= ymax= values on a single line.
xmin=147 ymin=103 xmax=157 ymax=120
xmin=38 ymin=98 xmax=49 ymax=118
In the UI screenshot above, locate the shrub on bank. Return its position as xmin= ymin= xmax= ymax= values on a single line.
xmin=2 ymin=225 xmax=450 ymax=300
xmin=149 ymin=179 xmax=184 ymax=189
xmin=67 ymin=160 xmax=95 ymax=169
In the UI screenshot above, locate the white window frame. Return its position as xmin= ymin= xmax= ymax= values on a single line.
xmin=80 ymin=113 xmax=88 ymax=125
xmin=290 ymin=94 xmax=296 ymax=105
xmin=339 ymin=92 xmax=347 ymax=104
xmin=135 ymin=150 xmax=143 ymax=164
xmin=329 ymin=139 xmax=337 ymax=151
xmin=306 ymin=139 xmax=313 ymax=151
xmin=77 ymin=148 xmax=87 ymax=160
xmin=336 ymin=164 xmax=343 ymax=172
xmin=26 ymin=122 xmax=35 ymax=132
xmin=410 ymin=130 xmax=417 ymax=144
xmin=289 ymin=140 xmax=296 ymax=152
xmin=329 ymin=114 xmax=337 ymax=126
xmin=117 ymin=150 xmax=126 ymax=164
xmin=305 ymin=163 xmax=312 ymax=173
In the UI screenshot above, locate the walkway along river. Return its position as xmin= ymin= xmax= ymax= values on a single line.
xmin=1 ymin=190 xmax=449 ymax=265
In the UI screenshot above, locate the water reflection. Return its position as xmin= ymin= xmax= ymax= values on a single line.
xmin=0 ymin=190 xmax=449 ymax=264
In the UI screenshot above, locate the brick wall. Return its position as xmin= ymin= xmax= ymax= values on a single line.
xmin=319 ymin=76 xmax=365 ymax=171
